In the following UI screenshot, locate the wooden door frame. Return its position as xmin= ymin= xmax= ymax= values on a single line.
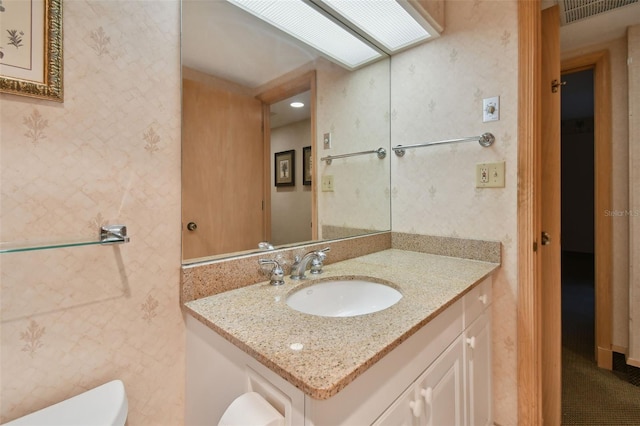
xmin=255 ymin=69 xmax=318 ymax=242
xmin=517 ymin=3 xmax=614 ymax=424
xmin=517 ymin=2 xmax=543 ymax=424
xmin=561 ymin=51 xmax=613 ymax=370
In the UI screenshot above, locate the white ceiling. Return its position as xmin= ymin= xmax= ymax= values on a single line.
xmin=182 ymin=0 xmax=321 ymax=88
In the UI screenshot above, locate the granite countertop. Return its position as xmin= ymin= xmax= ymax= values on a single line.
xmin=184 ymin=249 xmax=499 ymax=400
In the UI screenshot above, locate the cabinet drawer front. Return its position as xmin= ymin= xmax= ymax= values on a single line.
xmin=463 ymin=277 xmax=492 ymax=328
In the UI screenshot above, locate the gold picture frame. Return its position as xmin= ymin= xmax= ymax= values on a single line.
xmin=0 ymin=0 xmax=63 ymax=102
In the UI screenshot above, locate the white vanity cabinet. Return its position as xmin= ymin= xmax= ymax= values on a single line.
xmin=373 ymin=336 xmax=465 ymax=426
xmin=371 ymin=277 xmax=492 ymax=426
xmin=463 ymin=278 xmax=492 ymax=426
xmin=185 ymin=277 xmax=492 ymax=426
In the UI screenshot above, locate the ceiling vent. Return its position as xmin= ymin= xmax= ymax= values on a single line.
xmin=559 ymin=0 xmax=638 ymax=24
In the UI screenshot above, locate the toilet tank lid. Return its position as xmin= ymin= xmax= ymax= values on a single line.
xmin=3 ymin=380 xmax=128 ymax=426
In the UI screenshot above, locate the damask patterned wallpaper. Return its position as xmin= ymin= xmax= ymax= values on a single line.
xmin=316 ymin=58 xmax=392 ymax=236
xmin=390 ymin=1 xmax=519 ymax=423
xmin=0 ymin=1 xmax=183 ymax=424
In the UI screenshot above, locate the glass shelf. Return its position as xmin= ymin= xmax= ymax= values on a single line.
xmin=0 ymin=225 xmax=130 ymax=254
xmin=0 ymin=239 xmax=110 ymax=254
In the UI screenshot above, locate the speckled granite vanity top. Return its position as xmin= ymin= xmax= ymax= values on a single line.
xmin=184 ymin=249 xmax=499 ymax=400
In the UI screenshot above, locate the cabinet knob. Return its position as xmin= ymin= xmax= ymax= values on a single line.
xmin=409 ymin=399 xmax=423 ymax=418
xmin=466 ymin=336 xmax=476 ymax=349
xmin=479 ymin=294 xmax=488 ymax=305
xmin=420 ymin=387 xmax=433 ymax=405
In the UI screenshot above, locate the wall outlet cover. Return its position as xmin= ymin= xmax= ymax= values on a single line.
xmin=476 ymin=161 xmax=505 ymax=188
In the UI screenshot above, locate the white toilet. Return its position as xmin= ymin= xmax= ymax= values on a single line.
xmin=3 ymin=380 xmax=128 ymax=426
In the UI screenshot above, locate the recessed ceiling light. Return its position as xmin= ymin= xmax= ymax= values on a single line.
xmin=290 ymin=101 xmax=305 ymax=108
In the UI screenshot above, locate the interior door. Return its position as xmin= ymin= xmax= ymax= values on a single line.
xmin=541 ymin=5 xmax=562 ymax=425
xmin=182 ymin=77 xmax=265 ymax=259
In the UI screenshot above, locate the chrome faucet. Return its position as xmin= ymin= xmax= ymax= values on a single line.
xmin=290 ymin=247 xmax=330 ymax=280
xmin=259 ymin=258 xmax=285 ymax=286
xmin=258 ymin=241 xmax=274 ymax=250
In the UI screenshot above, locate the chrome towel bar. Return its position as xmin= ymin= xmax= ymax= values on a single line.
xmin=320 ymin=147 xmax=387 ymax=165
xmin=392 ymin=132 xmax=495 ymax=157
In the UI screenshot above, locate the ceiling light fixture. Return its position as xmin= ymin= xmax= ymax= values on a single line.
xmin=226 ymin=0 xmax=384 ymax=69
xmin=290 ymin=101 xmax=305 ymax=108
xmin=313 ymin=0 xmax=436 ymax=53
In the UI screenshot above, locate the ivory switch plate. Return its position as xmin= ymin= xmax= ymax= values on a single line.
xmin=476 ymin=161 xmax=505 ymax=188
xmin=323 ymin=133 xmax=332 ymax=149
xmin=321 ymin=175 xmax=334 ymax=192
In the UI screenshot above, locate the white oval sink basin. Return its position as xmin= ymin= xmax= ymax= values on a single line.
xmin=286 ymin=279 xmax=402 ymax=317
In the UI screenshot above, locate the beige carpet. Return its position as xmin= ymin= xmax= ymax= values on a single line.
xmin=562 ymin=345 xmax=640 ymax=425
xmin=561 ymin=252 xmax=640 ymax=425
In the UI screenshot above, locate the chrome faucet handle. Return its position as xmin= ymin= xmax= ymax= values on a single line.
xmin=309 ymin=248 xmax=330 ymax=274
xmin=310 ymin=257 xmax=324 ymax=274
xmin=310 ymin=248 xmax=330 ymax=274
xmin=258 ymin=258 xmax=285 ymax=286
xmin=258 ymin=241 xmax=274 ymax=250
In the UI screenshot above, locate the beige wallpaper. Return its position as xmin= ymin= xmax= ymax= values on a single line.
xmin=563 ymin=36 xmax=631 ymax=352
xmin=316 ymin=58 xmax=391 ymax=236
xmin=390 ymin=1 xmax=519 ymax=423
xmin=628 ymin=24 xmax=640 ymax=366
xmin=0 ymin=1 xmax=183 ymax=424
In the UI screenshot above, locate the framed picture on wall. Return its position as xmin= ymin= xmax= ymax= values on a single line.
xmin=275 ymin=150 xmax=295 ymax=187
xmin=303 ymin=146 xmax=312 ymax=186
xmin=0 ymin=0 xmax=64 ymax=102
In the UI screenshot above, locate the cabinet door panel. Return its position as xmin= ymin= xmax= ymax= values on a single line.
xmin=372 ymin=384 xmax=419 ymax=426
xmin=418 ymin=337 xmax=465 ymax=426
xmin=465 ymin=312 xmax=492 ymax=426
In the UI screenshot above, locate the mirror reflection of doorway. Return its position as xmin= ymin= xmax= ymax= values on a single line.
xmin=268 ymin=91 xmax=312 ymax=246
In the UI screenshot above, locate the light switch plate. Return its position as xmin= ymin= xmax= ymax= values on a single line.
xmin=476 ymin=161 xmax=505 ymax=188
xmin=321 ymin=175 xmax=334 ymax=192
xmin=483 ymin=96 xmax=500 ymax=122
xmin=323 ymin=133 xmax=332 ymax=149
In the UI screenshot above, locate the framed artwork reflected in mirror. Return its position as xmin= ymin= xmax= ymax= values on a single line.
xmin=303 ymin=146 xmax=311 ymax=186
xmin=275 ymin=149 xmax=295 ymax=187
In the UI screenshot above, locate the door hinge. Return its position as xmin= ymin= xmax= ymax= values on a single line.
xmin=262 ymin=200 xmax=264 ymax=211
xmin=533 ymin=241 xmax=538 ymax=252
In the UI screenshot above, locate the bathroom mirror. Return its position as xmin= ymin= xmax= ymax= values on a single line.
xmin=181 ymin=0 xmax=391 ymax=263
